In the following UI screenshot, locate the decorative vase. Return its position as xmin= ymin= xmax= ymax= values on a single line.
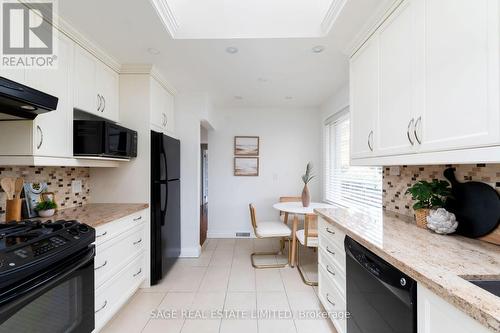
xmin=301 ymin=184 xmax=311 ymax=207
xmin=38 ymin=209 xmax=55 ymax=218
xmin=415 ymin=208 xmax=430 ymax=229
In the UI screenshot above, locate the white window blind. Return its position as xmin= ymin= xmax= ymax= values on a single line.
xmin=324 ymin=111 xmax=382 ymax=212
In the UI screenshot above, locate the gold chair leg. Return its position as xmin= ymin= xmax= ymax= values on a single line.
xmin=251 ymin=238 xmax=290 ymax=269
xmin=296 ymin=242 xmax=318 ymax=286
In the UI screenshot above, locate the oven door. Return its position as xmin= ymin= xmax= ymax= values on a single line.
xmin=0 ymin=247 xmax=95 ymax=333
xmin=105 ymin=123 xmax=132 ymax=158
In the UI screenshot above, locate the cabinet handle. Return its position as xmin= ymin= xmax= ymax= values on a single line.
xmin=326 ymin=228 xmax=335 ymax=235
xmin=95 ymin=300 xmax=107 ymax=313
xmin=326 ymin=293 xmax=335 ymax=306
xmin=102 ymin=95 xmax=106 ymax=112
xmin=407 ymin=118 xmax=415 ymax=145
xmin=326 ymin=246 xmax=335 ymax=256
xmin=133 ymin=268 xmax=142 ymax=277
xmin=133 ymin=216 xmax=142 ymax=221
xmin=96 ymin=231 xmax=108 ymax=238
xmin=133 ymin=238 xmax=142 ymax=245
xmin=36 ymin=125 xmax=43 ymax=149
xmin=326 ymin=265 xmax=336 ymax=276
xmin=367 ymin=130 xmax=373 ymax=151
xmin=94 ymin=260 xmax=108 ymax=270
xmin=414 ymin=116 xmax=422 ymax=144
xmin=97 ymin=94 xmax=102 ymax=111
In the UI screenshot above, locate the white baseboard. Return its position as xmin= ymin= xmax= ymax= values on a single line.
xmin=180 ymin=245 xmax=201 ymax=258
xmin=207 ymin=230 xmax=255 ymax=239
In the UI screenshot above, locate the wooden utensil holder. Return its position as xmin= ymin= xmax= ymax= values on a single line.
xmin=6 ymin=199 xmax=22 ymax=222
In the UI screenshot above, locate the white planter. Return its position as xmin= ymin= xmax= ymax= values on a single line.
xmin=38 ymin=209 xmax=55 ymax=217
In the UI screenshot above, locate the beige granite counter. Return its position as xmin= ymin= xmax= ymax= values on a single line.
xmin=1 ymin=203 xmax=148 ymax=227
xmin=314 ymin=207 xmax=500 ymax=332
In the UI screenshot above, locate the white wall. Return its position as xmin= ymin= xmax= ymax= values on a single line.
xmin=207 ymin=107 xmax=322 ymax=238
xmin=175 ymin=93 xmax=215 ymax=256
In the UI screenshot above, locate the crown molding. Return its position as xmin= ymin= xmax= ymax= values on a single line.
xmin=120 ymin=64 xmax=178 ymax=95
xmin=148 ymin=0 xmax=180 ymax=38
xmin=321 ymin=0 xmax=347 ymax=35
xmin=18 ymin=0 xmax=122 ymax=72
xmin=345 ymin=0 xmax=402 ymax=57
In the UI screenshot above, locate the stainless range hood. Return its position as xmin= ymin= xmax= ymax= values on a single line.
xmin=0 ymin=76 xmax=58 ymax=120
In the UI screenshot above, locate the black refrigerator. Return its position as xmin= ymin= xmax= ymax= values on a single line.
xmin=151 ymin=131 xmax=181 ymax=285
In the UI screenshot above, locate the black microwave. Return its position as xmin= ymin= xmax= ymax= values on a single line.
xmin=74 ymin=120 xmax=137 ymax=159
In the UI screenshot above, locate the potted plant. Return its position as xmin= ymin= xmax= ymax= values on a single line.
xmin=301 ymin=162 xmax=315 ymax=207
xmin=405 ymin=179 xmax=451 ymax=228
xmin=35 ymin=199 xmax=57 ymax=218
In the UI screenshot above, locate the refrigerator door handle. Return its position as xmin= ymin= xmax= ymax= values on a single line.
xmin=160 ymin=183 xmax=168 ymax=227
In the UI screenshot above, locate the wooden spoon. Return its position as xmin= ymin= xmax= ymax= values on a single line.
xmin=1 ymin=177 xmax=15 ymax=200
xmin=14 ymin=177 xmax=24 ymax=199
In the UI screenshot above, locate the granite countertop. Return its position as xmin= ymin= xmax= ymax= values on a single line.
xmin=314 ymin=207 xmax=500 ymax=332
xmin=1 ymin=203 xmax=149 ymax=227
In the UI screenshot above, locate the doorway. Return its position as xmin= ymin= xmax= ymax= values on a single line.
xmin=200 ymin=126 xmax=209 ymax=246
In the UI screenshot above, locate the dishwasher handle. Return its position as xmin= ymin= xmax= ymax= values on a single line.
xmin=345 ymin=236 xmax=416 ymax=292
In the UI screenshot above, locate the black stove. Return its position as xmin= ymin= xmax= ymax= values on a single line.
xmin=0 ymin=219 xmax=95 ymax=332
xmin=0 ymin=219 xmax=95 ymax=289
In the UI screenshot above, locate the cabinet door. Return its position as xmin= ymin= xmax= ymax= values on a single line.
xmin=377 ymin=0 xmax=420 ymax=156
xmin=74 ymin=45 xmax=98 ymax=115
xmin=419 ymin=0 xmax=500 ymax=152
xmin=418 ymin=285 xmax=491 ymax=333
xmin=1 ymin=68 xmax=25 ymax=84
xmin=165 ymin=90 xmax=175 ymax=134
xmin=97 ymin=63 xmax=119 ymax=122
xmin=26 ymin=32 xmax=73 ymax=157
xmin=150 ymin=78 xmax=166 ymax=132
xmin=350 ymin=35 xmax=379 ymax=159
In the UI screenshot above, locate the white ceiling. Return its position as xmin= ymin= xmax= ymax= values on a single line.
xmin=59 ymin=0 xmax=392 ymax=108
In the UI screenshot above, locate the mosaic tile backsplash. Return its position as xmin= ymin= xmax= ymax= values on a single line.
xmin=383 ymin=164 xmax=500 ymax=217
xmin=0 ymin=166 xmax=90 ymax=219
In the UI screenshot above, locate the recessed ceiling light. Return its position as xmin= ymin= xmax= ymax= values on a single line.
xmin=312 ymin=45 xmax=325 ymax=53
xmin=285 ymin=96 xmax=293 ymax=100
xmin=234 ymin=96 xmax=243 ymax=100
xmin=226 ymin=46 xmax=239 ymax=54
xmin=257 ymin=77 xmax=269 ymax=83
xmin=147 ymin=47 xmax=160 ymax=55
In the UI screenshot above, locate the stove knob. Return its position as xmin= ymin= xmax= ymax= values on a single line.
xmin=78 ymin=225 xmax=89 ymax=233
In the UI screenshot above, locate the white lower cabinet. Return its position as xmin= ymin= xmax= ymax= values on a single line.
xmin=93 ymin=210 xmax=147 ymax=332
xmin=417 ymin=285 xmax=492 ymax=333
xmin=317 ymin=217 xmax=347 ymax=333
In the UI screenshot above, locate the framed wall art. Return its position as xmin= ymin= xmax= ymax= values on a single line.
xmin=234 ymin=136 xmax=259 ymax=156
xmin=234 ymin=157 xmax=259 ymax=176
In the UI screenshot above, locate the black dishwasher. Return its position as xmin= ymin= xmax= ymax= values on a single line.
xmin=345 ymin=236 xmax=417 ymax=333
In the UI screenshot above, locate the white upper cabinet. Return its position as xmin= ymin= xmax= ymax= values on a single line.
xmin=350 ymin=35 xmax=379 ymax=159
xmin=74 ymin=45 xmax=119 ymax=122
xmin=26 ymin=32 xmax=74 ymax=157
xmin=377 ymin=0 xmax=421 ymax=156
xmin=350 ymin=0 xmax=500 ymax=164
xmin=1 ymin=68 xmax=25 ymax=84
xmin=150 ymin=77 xmax=175 ymax=135
xmin=97 ymin=62 xmax=119 ymax=122
xmin=0 ymin=30 xmax=73 ymax=158
xmin=418 ymin=0 xmax=499 ymax=152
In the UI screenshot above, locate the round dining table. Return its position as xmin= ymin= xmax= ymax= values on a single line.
xmin=272 ymin=201 xmax=333 ymax=267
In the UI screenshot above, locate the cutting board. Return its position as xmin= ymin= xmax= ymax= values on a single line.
xmin=478 ymin=226 xmax=500 ymax=246
xmin=444 ymin=168 xmax=500 ymax=239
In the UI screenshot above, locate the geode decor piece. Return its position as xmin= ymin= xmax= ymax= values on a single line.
xmin=426 ymin=208 xmax=458 ymax=235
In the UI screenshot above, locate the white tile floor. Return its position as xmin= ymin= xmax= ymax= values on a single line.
xmin=102 ymin=238 xmax=337 ymax=333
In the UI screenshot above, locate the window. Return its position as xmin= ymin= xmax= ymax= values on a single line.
xmin=324 ymin=109 xmax=382 ymax=212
